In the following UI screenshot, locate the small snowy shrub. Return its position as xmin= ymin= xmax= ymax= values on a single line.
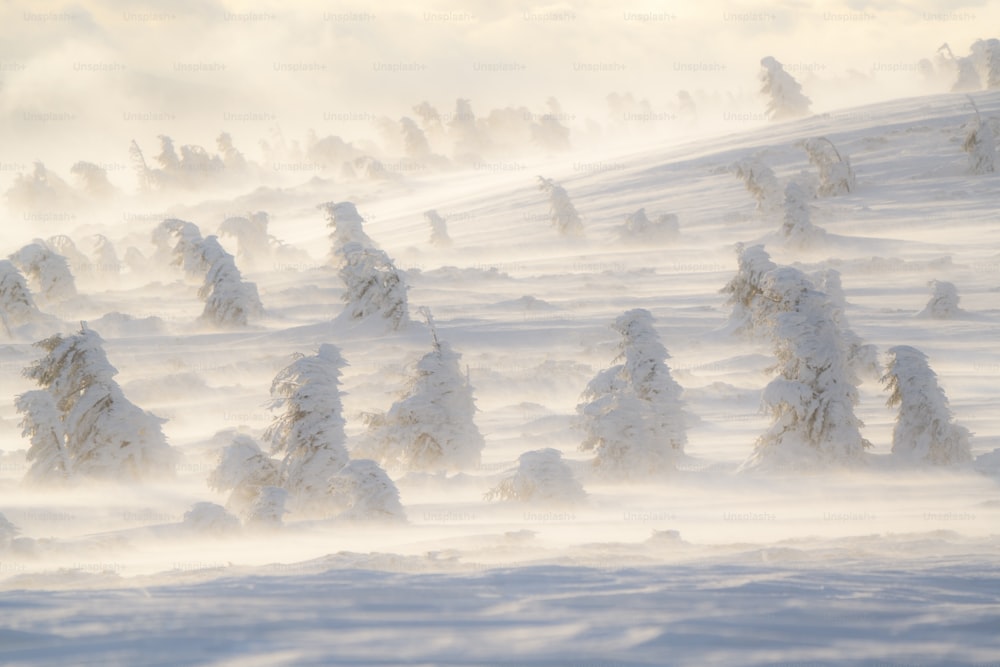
xmin=578 ymin=309 xmax=686 ymax=479
xmin=882 ymin=345 xmax=972 ymax=465
xmin=619 ymin=207 xmax=679 ymax=242
xmin=760 ymin=56 xmax=812 ymax=120
xmin=537 ymin=176 xmax=584 ymax=236
xmin=730 ymin=158 xmax=782 ymax=214
xmin=182 ymin=502 xmax=241 ymax=535
xmin=962 ymin=108 xmax=996 ymax=175
xmin=328 ymin=459 xmax=405 ymax=521
xmin=243 ymin=486 xmax=288 ymax=528
xmin=484 ymin=448 xmax=586 ymax=505
xmin=916 ymin=280 xmax=964 ymax=319
xmin=218 ymin=212 xmax=271 ymax=268
xmin=208 ymin=434 xmax=282 ymax=513
xmin=801 ymin=137 xmax=855 ymax=196
xmin=780 ymin=182 xmax=826 ymax=248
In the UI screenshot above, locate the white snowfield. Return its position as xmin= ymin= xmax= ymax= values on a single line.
xmin=2 ymin=91 xmax=1000 ymax=666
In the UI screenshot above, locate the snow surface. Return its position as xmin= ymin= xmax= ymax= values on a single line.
xmin=2 ymin=91 xmax=1000 ymax=665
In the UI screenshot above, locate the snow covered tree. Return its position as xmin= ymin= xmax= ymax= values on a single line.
xmin=197 ymin=236 xmax=263 ymax=327
xmin=153 ymin=218 xmax=210 ymax=277
xmin=720 ymin=244 xmax=778 ymax=337
xmin=780 ymin=182 xmax=826 ymax=248
xmin=208 ymin=434 xmax=282 ymax=513
xmin=484 ymin=448 xmax=586 ymax=506
xmin=916 ymin=280 xmax=965 ymax=319
xmin=15 ymin=390 xmax=70 ymax=483
xmin=264 ymin=344 xmax=350 ymax=515
xmin=69 ymin=161 xmax=117 ymax=200
xmin=9 ymin=242 xmax=76 ymax=303
xmin=360 ymin=312 xmax=483 ymax=472
xmin=730 ymin=157 xmax=782 ymax=214
xmin=19 ymin=326 xmax=176 ymax=481
xmin=322 ymin=201 xmax=378 ymax=259
xmin=743 ymin=267 xmax=869 ymax=471
xmin=938 ymin=43 xmax=982 ymax=92
xmin=338 ymin=242 xmax=409 ymax=329
xmin=400 ymin=116 xmax=432 ymax=159
xmin=962 ymin=101 xmax=995 ymax=175
xmin=327 ymin=459 xmax=405 ymax=521
xmin=537 ymin=176 xmax=584 ymax=236
xmin=425 ymin=209 xmax=451 ymax=246
xmin=812 ymin=268 xmax=881 ymax=380
xmin=578 ymin=309 xmax=686 ymax=479
xmin=760 ymin=56 xmax=812 ymax=121
xmin=91 ymin=235 xmax=121 ymax=278
xmin=618 ymin=207 xmax=679 ymax=243
xmin=0 ymin=260 xmax=42 ymax=334
xmin=882 ymin=345 xmax=972 ymax=465
xmin=801 ymin=137 xmax=855 ymax=195
xmin=971 ymin=38 xmax=1000 ymax=89
xmin=219 ymin=212 xmax=271 ymax=269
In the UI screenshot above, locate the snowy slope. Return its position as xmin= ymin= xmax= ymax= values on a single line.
xmin=2 ymin=91 xmax=1000 ymax=666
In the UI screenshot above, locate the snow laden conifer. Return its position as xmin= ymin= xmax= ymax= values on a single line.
xmin=0 ymin=260 xmax=42 ymax=334
xmin=730 ymin=157 xmax=783 ymax=214
xmin=424 ymin=209 xmax=451 ymax=246
xmin=18 ymin=325 xmax=176 ymax=481
xmin=882 ymin=345 xmax=972 ymax=465
xmin=780 ymin=182 xmax=826 ymax=248
xmin=9 ymin=242 xmax=76 ymax=303
xmin=720 ymin=244 xmax=778 ymax=336
xmin=800 ymin=137 xmax=855 ymax=195
xmin=962 ymin=99 xmax=995 ymax=174
xmin=264 ymin=344 xmax=350 ymax=515
xmin=916 ymin=279 xmax=965 ymax=319
xmin=760 ymin=56 xmax=812 ymax=121
xmin=323 ymin=201 xmax=377 ymax=260
xmin=218 ymin=212 xmax=271 ymax=269
xmin=209 ymin=434 xmax=283 ymax=513
xmin=327 ymin=459 xmax=405 ymax=521
xmin=537 ymin=176 xmax=584 ymax=236
xmin=15 ymin=390 xmax=70 ymax=484
xmin=485 ymin=448 xmax=586 ymax=506
xmin=322 ymin=201 xmax=410 ymax=329
xmin=154 ymin=220 xmax=262 ymax=326
xmin=618 ymin=207 xmax=679 ymax=243
xmin=338 ymin=243 xmax=409 ymax=329
xmin=743 ymin=268 xmax=869 ymax=471
xmin=197 ymin=236 xmax=264 ymax=327
xmin=360 ymin=310 xmax=484 ymax=472
xmin=577 ymin=309 xmax=686 ymax=479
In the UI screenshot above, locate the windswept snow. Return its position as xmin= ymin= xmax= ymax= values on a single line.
xmin=2 ymin=89 xmax=1000 ymax=666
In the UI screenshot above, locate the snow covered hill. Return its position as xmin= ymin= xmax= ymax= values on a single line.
xmin=2 ymin=91 xmax=999 ymax=666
